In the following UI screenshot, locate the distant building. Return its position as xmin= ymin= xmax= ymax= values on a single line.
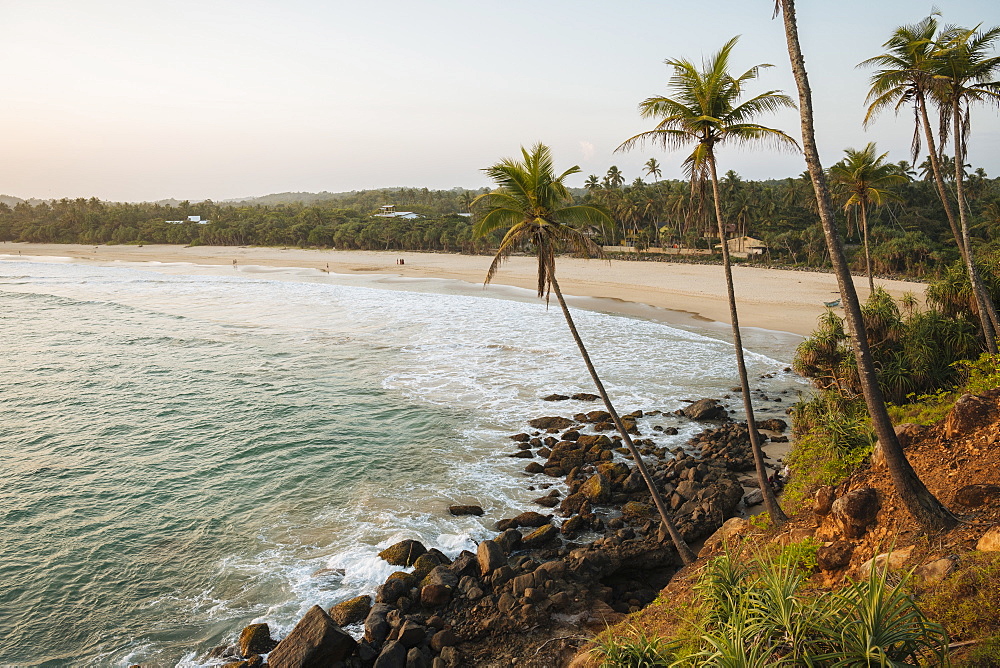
xmin=166 ymin=216 xmax=209 ymax=225
xmin=375 ymin=205 xmax=420 ymax=220
xmin=714 ymin=235 xmax=767 ymax=256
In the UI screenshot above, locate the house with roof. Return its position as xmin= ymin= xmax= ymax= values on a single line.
xmin=375 ymin=205 xmax=420 ymax=220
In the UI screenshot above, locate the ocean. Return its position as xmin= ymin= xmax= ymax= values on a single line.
xmin=0 ymin=256 xmax=806 ymax=666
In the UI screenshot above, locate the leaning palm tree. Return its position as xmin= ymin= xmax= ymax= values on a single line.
xmin=829 ymin=143 xmax=907 ymax=294
xmin=861 ymin=15 xmax=998 ymax=352
xmin=774 ymin=0 xmax=956 ymax=531
xmin=934 ymin=23 xmax=1000 ymax=351
xmin=617 ymin=37 xmax=797 ymax=524
xmin=472 ymin=143 xmax=696 ymax=564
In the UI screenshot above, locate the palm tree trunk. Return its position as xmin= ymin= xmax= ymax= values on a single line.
xmin=707 ymin=154 xmax=787 ymax=524
xmin=550 ymin=275 xmax=697 ymax=565
xmin=953 ymin=99 xmax=999 ymax=354
xmin=777 ymin=0 xmax=956 ymax=531
xmin=861 ymin=202 xmax=874 ymax=295
xmin=920 ymin=91 xmax=998 ymax=352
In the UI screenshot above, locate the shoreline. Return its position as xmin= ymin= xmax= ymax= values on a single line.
xmin=0 ymin=242 xmax=927 ymax=340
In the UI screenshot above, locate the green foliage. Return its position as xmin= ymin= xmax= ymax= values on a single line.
xmin=775 ymin=537 xmax=822 ymax=574
xmin=887 ymin=388 xmax=959 ymax=426
xmin=592 ymin=628 xmax=678 ymax=667
xmin=795 ymin=286 xmax=981 ymax=404
xmin=921 ymin=552 xmax=1000 ymax=642
xmin=784 ymin=393 xmax=875 ymax=508
xmin=958 ymin=351 xmax=1000 ymax=394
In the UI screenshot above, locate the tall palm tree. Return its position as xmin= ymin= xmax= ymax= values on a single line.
xmin=861 ymin=16 xmax=998 ymax=353
xmin=643 ymin=157 xmax=662 ymax=183
xmin=774 ymin=0 xmax=956 ymax=531
xmin=829 ymin=143 xmax=906 ymax=294
xmin=583 ymin=174 xmax=602 ymax=192
xmin=617 ymin=36 xmax=797 ymax=524
xmin=472 ymin=143 xmax=696 ymax=564
xmin=605 ymin=165 xmax=625 ymax=189
xmin=935 ymin=23 xmax=1000 ymax=351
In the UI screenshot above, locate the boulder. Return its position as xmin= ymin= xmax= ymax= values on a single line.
xmin=376 ymin=576 xmax=411 ymax=604
xmin=945 ymin=393 xmax=998 ymax=439
xmin=528 ymin=416 xmax=576 ymax=430
xmin=267 ymin=605 xmax=357 ymax=668
xmin=572 ymin=393 xmax=600 ymax=401
xmin=430 ymin=629 xmax=457 ymax=652
xmin=620 ymin=501 xmax=653 ymax=523
xmin=830 ymin=487 xmax=880 ymax=539
xmin=421 ymin=564 xmax=458 ymax=589
xmin=524 ymin=462 xmax=545 ymax=474
xmin=577 ymin=434 xmax=613 ymax=448
xmin=495 ymin=528 xmax=523 ymax=554
xmin=813 ymin=486 xmax=835 ymax=516
xmin=477 ymin=540 xmax=506 ymax=575
xmin=396 ymin=620 xmax=427 ymax=648
xmin=406 ymin=647 xmax=428 ymax=668
xmin=420 ymin=584 xmax=451 ymax=608
xmin=328 ymin=595 xmax=372 ymax=627
xmin=534 ymin=495 xmax=559 ymax=508
xmin=448 ymin=505 xmax=484 ymax=516
xmin=411 ymin=553 xmax=444 ymax=580
xmin=512 ymin=511 xmax=551 ymax=528
xmin=872 ymin=423 xmax=924 ymax=468
xmin=521 ymin=524 xmax=559 ymax=548
xmin=755 ymin=418 xmax=787 ymax=433
xmin=374 ymin=640 xmax=407 ymax=668
xmin=378 ymin=539 xmax=426 ymax=567
xmin=239 ymin=623 xmax=277 ymax=657
xmin=859 ymin=545 xmax=914 ymax=577
xmin=683 ymin=399 xmax=727 ymax=421
xmin=364 ymin=603 xmax=392 ymax=645
xmin=915 ymin=557 xmax=956 ymax=587
xmin=954 ymin=484 xmax=1000 ymax=508
xmin=977 ymin=526 xmax=1000 ymax=552
xmin=580 ymin=473 xmax=611 ymax=503
xmin=542 ymin=394 xmax=570 ymax=401
xmin=585 ymin=410 xmax=612 ymax=423
xmin=699 ymin=517 xmax=747 ymax=556
xmin=817 ymin=540 xmax=854 ymax=571
xmin=510 ymin=433 xmax=530 ymax=442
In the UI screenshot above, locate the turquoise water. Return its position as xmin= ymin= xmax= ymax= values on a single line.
xmin=0 ymin=258 xmax=803 ymax=666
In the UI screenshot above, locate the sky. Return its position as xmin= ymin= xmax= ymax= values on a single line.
xmin=1 ymin=0 xmax=998 ymax=202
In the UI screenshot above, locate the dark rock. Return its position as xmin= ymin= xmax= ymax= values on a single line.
xmin=396 ymin=620 xmax=426 ymax=648
xmin=495 ymin=518 xmax=517 ymax=531
xmin=512 ymin=450 xmax=534 ymax=458
xmin=528 ymin=416 xmax=576 ymax=430
xmin=267 ymin=605 xmax=357 ymax=668
xmin=406 ymin=647 xmax=428 ymax=668
xmin=378 ymin=540 xmax=427 ymax=567
xmin=495 ymin=528 xmax=523 ymax=554
xmin=477 ymin=540 xmax=506 ymax=575
xmin=448 ymin=504 xmax=484 ymax=516
xmin=561 ymin=430 xmax=581 ymax=441
xmin=954 ymin=484 xmax=1000 ymax=508
xmin=420 ymin=584 xmax=451 ymax=608
xmin=524 ymin=462 xmax=545 ymax=474
xmin=542 ymin=394 xmax=570 ymax=401
xmin=663 ymin=426 xmax=678 ymax=435
xmin=682 ymin=398 xmax=727 ymax=421
xmin=510 ymin=433 xmax=530 ymax=442
xmin=743 ymin=489 xmax=764 ymax=506
xmin=577 ymin=434 xmax=613 ymax=448
xmin=769 ymin=435 xmax=789 ymax=443
xmin=580 ymin=473 xmax=611 ymax=503
xmin=621 ymin=501 xmax=653 ymax=523
xmin=560 ymin=515 xmax=585 ymax=537
xmin=817 ymin=540 xmax=855 ymax=571
xmin=755 ymin=418 xmax=787 ymax=433
xmin=945 ymin=394 xmax=998 ymax=439
xmin=329 ymin=595 xmax=372 ymax=628
xmin=430 ymin=629 xmax=457 ymax=652
xmin=412 ymin=553 xmax=444 ymax=580
xmin=374 ymin=640 xmax=407 ymax=668
xmin=831 ymin=487 xmax=880 ymax=539
xmin=377 ymin=576 xmax=411 ymax=604
xmin=533 ymin=495 xmax=559 ymax=507
xmin=365 ymin=603 xmax=393 ymax=645
xmin=447 ymin=550 xmax=477 ymax=577
xmin=238 ymin=624 xmax=277 ymax=657
xmin=513 ymin=511 xmax=551 ymax=528
xmin=572 ymin=393 xmax=600 ymax=401
xmin=421 ymin=564 xmax=458 ymax=589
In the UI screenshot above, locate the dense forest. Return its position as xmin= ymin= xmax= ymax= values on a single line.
xmin=1 ymin=162 xmax=997 ymax=279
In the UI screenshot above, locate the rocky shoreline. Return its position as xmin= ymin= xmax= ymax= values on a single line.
xmin=199 ymin=389 xmax=793 ymax=668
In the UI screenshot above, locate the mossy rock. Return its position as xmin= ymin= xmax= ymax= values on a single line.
xmin=378 ymin=539 xmax=427 ymax=566
xmin=329 ymin=594 xmax=372 ymax=627
xmin=522 ymin=524 xmax=559 ymax=547
xmin=621 ymin=501 xmax=654 ymax=523
xmin=386 ymin=571 xmax=418 ymax=588
xmin=412 ymin=553 xmax=443 ymax=580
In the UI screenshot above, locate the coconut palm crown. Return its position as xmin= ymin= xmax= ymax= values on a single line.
xmin=617 ymin=36 xmax=798 ymax=176
xmin=472 ymin=143 xmax=610 ymax=301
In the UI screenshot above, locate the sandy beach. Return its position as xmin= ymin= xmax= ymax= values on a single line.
xmin=0 ymin=242 xmax=925 ymax=338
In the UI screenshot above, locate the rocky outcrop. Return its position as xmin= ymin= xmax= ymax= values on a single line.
xmin=527 ymin=416 xmax=576 ymax=430
xmin=378 ymin=540 xmax=427 ymax=567
xmin=329 ymin=595 xmax=372 ymax=627
xmin=267 ymin=605 xmax=357 ymax=668
xmin=681 ymin=398 xmax=727 ymax=421
xmin=944 ymin=393 xmax=998 ymax=439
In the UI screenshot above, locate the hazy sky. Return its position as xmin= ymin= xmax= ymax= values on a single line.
xmin=1 ymin=1 xmax=998 ymax=202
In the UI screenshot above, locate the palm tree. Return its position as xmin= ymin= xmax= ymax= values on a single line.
xmin=584 ymin=174 xmax=602 ymax=192
xmin=774 ymin=0 xmax=956 ymax=531
xmin=829 ymin=143 xmax=906 ymax=294
xmin=643 ymin=157 xmax=662 ymax=183
xmin=605 ymin=165 xmax=625 ymax=189
xmin=934 ymin=23 xmax=1000 ymax=351
xmin=617 ymin=36 xmax=797 ymax=524
xmin=861 ymin=16 xmax=998 ymax=353
xmin=472 ymin=143 xmax=696 ymax=564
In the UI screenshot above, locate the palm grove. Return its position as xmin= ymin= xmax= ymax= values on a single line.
xmin=473 ymin=11 xmax=999 ymax=546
